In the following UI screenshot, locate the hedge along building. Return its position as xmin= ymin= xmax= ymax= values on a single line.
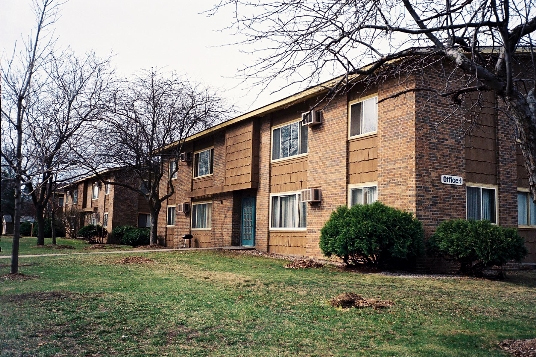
xmin=62 ymin=168 xmax=151 ymax=240
xmin=158 ymin=58 xmax=536 ymax=264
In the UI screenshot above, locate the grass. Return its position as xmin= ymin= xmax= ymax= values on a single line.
xmin=0 ymin=239 xmax=535 ymax=357
xmin=0 ymin=235 xmax=131 ymax=256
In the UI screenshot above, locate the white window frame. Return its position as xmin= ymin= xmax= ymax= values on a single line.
xmin=271 ymin=120 xmax=308 ymax=162
xmin=193 ymin=148 xmax=214 ymax=178
xmin=72 ymin=189 xmax=78 ymax=204
xmin=191 ymin=202 xmax=212 ymax=230
xmin=103 ymin=212 xmax=109 ymax=227
xmin=92 ymin=183 xmax=99 ymax=200
xmin=105 ymin=183 xmax=110 ymax=195
xmin=518 ymin=188 xmax=536 ymax=227
xmin=466 ymin=183 xmax=498 ymax=224
xmin=169 ymin=160 xmax=178 ymax=179
xmin=348 ymin=183 xmax=378 ymax=207
xmin=348 ymin=95 xmax=378 ymax=139
xmin=167 ymin=206 xmax=176 ymax=226
xmin=58 ymin=196 xmax=64 ymax=207
xmin=269 ymin=191 xmax=307 ymax=231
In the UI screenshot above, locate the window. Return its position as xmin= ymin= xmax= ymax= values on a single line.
xmin=349 ymin=96 xmax=378 ymax=137
xmin=518 ymin=191 xmax=536 ymax=226
xmin=192 ymin=202 xmax=212 ymax=229
xmin=270 ymin=192 xmax=307 ymax=229
xmin=140 ymin=181 xmax=149 ymax=195
xmin=272 ymin=121 xmax=308 ymax=161
xmin=194 ymin=148 xmax=214 ymax=178
xmin=138 ymin=213 xmax=151 ymax=228
xmin=90 ymin=213 xmax=99 ymax=226
xmin=58 ymin=197 xmax=64 ymax=207
xmin=167 ymin=206 xmax=176 ymax=226
xmin=92 ymin=183 xmax=99 ymax=200
xmin=103 ymin=213 xmax=108 ymax=227
xmin=72 ymin=190 xmax=78 ymax=204
xmin=105 ymin=183 xmax=110 ymax=195
xmin=349 ymin=184 xmax=377 ymax=207
xmin=467 ymin=185 xmax=497 ymax=223
xmin=169 ymin=161 xmax=178 ymax=179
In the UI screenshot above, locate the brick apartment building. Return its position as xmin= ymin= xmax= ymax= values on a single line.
xmin=63 ymin=168 xmax=151 ymax=239
xmin=158 ymin=63 xmax=536 ymax=264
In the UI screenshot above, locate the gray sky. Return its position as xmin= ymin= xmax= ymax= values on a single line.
xmin=0 ymin=0 xmax=294 ymax=112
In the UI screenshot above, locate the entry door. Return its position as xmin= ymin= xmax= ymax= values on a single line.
xmin=241 ymin=197 xmax=256 ymax=246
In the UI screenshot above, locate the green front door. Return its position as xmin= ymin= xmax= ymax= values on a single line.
xmin=241 ymin=197 xmax=256 ymax=246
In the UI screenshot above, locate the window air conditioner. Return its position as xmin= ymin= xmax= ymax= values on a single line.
xmin=301 ymin=188 xmax=322 ymax=203
xmin=179 ymin=152 xmax=193 ymax=162
xmin=301 ymin=110 xmax=322 ymax=126
xmin=178 ymin=202 xmax=191 ymax=214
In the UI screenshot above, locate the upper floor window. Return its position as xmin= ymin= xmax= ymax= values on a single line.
xmin=105 ymin=183 xmax=110 ymax=195
xmin=272 ymin=121 xmax=308 ymax=161
xmin=349 ymin=184 xmax=377 ymax=207
xmin=270 ymin=192 xmax=307 ymax=229
xmin=349 ymin=96 xmax=378 ymax=138
xmin=518 ymin=190 xmax=536 ymax=226
xmin=58 ymin=197 xmax=64 ymax=207
xmin=103 ymin=213 xmax=109 ymax=227
xmin=194 ymin=148 xmax=214 ymax=178
xmin=467 ymin=185 xmax=497 ymax=223
xmin=192 ymin=202 xmax=212 ymax=229
xmin=92 ymin=183 xmax=99 ymax=200
xmin=169 ymin=160 xmax=178 ymax=179
xmin=72 ymin=190 xmax=78 ymax=204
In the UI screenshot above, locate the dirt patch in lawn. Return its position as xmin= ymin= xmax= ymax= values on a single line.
xmin=500 ymin=338 xmax=536 ymax=356
xmin=0 ymin=291 xmax=77 ymax=303
xmin=115 ymin=256 xmax=155 ymax=265
xmin=330 ymin=292 xmax=394 ymax=310
xmin=0 ymin=273 xmax=38 ymax=282
xmin=32 ymin=244 xmax=75 ymax=250
xmin=86 ymin=244 xmax=124 ymax=250
xmin=285 ymin=259 xmax=324 ymax=269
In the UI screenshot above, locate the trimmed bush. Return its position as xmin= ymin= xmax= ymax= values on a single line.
xmin=19 ymin=221 xmax=33 ymax=236
xmin=77 ymin=224 xmax=106 ymax=243
xmin=428 ymin=219 xmax=528 ymax=276
xmin=111 ymin=225 xmax=150 ymax=247
xmin=320 ymin=202 xmax=424 ymax=269
xmin=32 ymin=218 xmax=66 ymax=238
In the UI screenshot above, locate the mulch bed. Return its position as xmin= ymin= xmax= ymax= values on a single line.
xmin=284 ymin=259 xmax=325 ymax=269
xmin=500 ymin=339 xmax=536 ymax=357
xmin=0 ymin=273 xmax=38 ymax=281
xmin=329 ymin=292 xmax=394 ymax=309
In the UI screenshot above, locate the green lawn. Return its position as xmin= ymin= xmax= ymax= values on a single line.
xmin=0 ymin=236 xmax=130 ymax=256
xmin=0 ymin=244 xmax=534 ymax=357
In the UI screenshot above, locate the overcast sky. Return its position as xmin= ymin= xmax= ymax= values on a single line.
xmin=0 ymin=0 xmax=296 ymax=113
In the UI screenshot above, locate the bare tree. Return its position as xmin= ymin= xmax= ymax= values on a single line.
xmin=87 ymin=69 xmax=229 ymax=245
xmin=1 ymin=0 xmax=61 ymax=274
xmin=214 ymin=0 xmax=536 ymax=200
xmin=19 ymin=50 xmax=112 ymax=246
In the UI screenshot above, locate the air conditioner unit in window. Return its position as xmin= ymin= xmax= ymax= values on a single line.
xmin=179 ymin=152 xmax=193 ymax=162
xmin=301 ymin=110 xmax=322 ymax=126
xmin=177 ymin=202 xmax=191 ymax=214
xmin=301 ymin=188 xmax=322 ymax=203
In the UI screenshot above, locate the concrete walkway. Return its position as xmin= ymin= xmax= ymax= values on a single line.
xmin=0 ymin=246 xmax=255 ymax=259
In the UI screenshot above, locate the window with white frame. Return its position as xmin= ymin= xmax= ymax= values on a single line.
xmin=467 ymin=185 xmax=497 ymax=223
xmin=169 ymin=160 xmax=178 ymax=179
xmin=138 ymin=213 xmax=151 ymax=228
xmin=349 ymin=184 xmax=377 ymax=207
xmin=58 ymin=197 xmax=64 ymax=207
xmin=167 ymin=206 xmax=176 ymax=226
xmin=272 ymin=121 xmax=308 ymax=161
xmin=92 ymin=183 xmax=99 ymax=200
xmin=349 ymin=96 xmax=378 ymax=137
xmin=194 ymin=148 xmax=214 ymax=178
xmin=518 ymin=190 xmax=536 ymax=226
xmin=103 ymin=213 xmax=108 ymax=227
xmin=105 ymin=183 xmax=110 ymax=195
xmin=192 ymin=202 xmax=212 ymax=229
xmin=72 ymin=190 xmax=78 ymax=204
xmin=90 ymin=213 xmax=98 ymax=226
xmin=270 ymin=192 xmax=307 ymax=229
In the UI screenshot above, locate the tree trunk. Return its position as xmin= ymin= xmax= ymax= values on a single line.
xmin=51 ymin=209 xmax=57 ymax=245
xmin=36 ymin=207 xmax=45 ymax=246
xmin=150 ymin=212 xmax=159 ymax=246
xmin=11 ymin=179 xmax=22 ymax=274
